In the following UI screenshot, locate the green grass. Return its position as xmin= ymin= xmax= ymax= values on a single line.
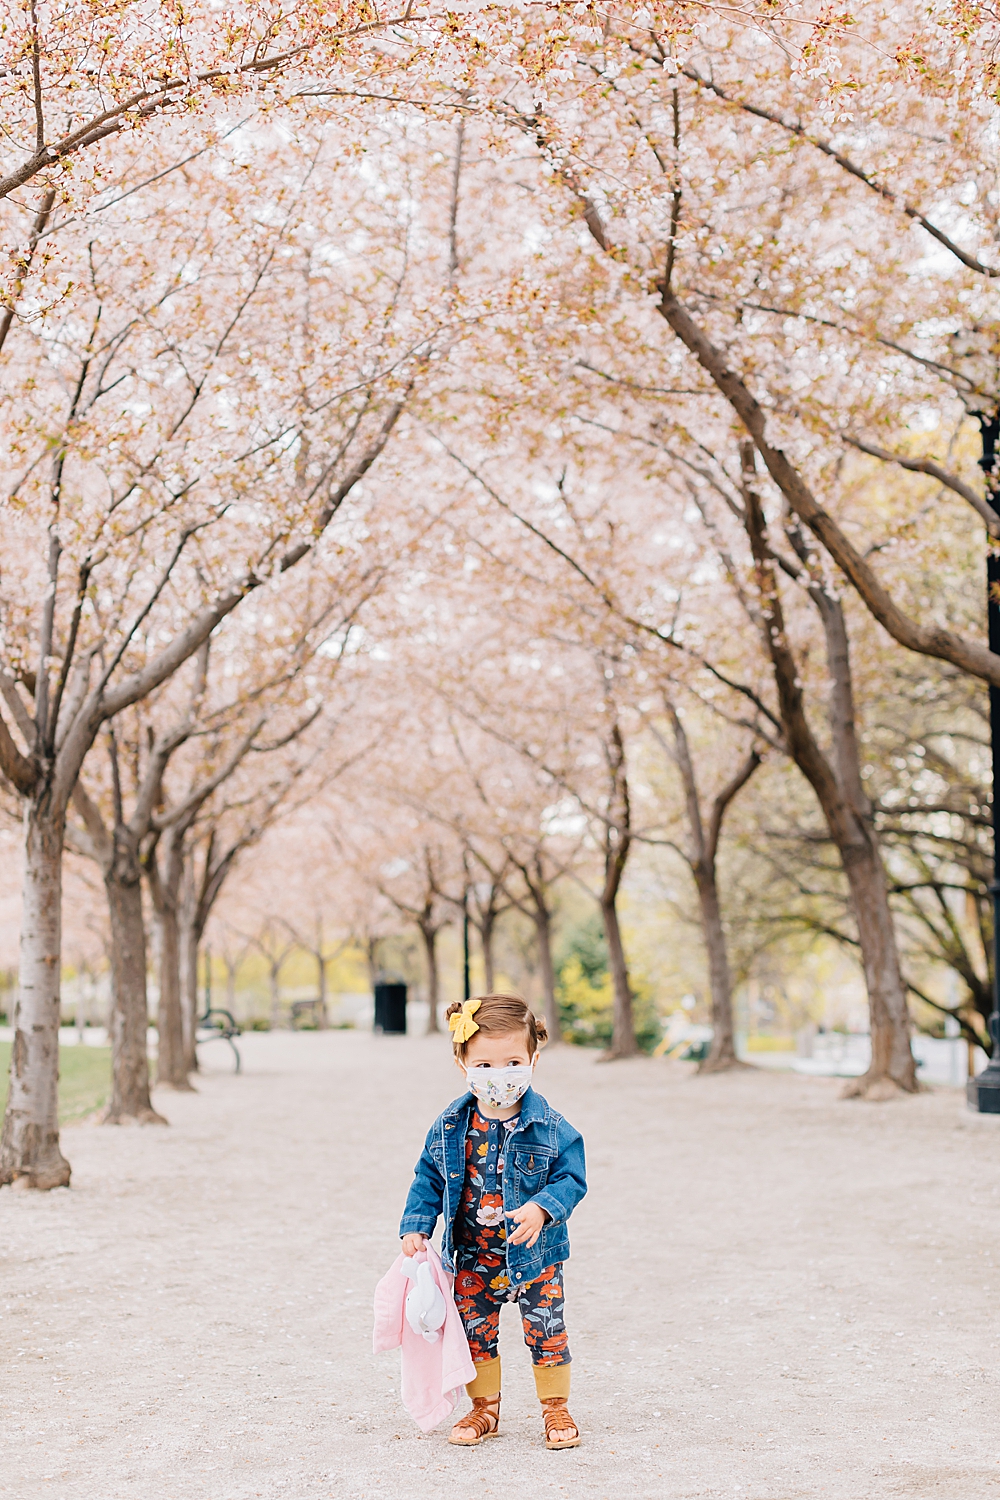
xmin=0 ymin=1042 xmax=111 ymax=1123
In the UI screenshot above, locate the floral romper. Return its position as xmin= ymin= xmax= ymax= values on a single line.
xmin=453 ymin=1107 xmax=570 ymax=1368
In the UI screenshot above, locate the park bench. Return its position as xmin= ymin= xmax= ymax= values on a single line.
xmin=196 ymin=1006 xmax=242 ymax=1073
xmin=289 ymin=998 xmax=323 ymax=1029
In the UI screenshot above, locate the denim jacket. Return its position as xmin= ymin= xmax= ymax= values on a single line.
xmin=399 ymin=1086 xmax=587 ymax=1287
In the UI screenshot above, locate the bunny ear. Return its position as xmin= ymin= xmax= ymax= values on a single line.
xmin=405 ymin=1263 xmax=447 ymax=1342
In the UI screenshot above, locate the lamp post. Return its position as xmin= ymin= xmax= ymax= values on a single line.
xmin=951 ymin=328 xmax=1000 ymax=1111
xmin=463 ymin=904 xmax=471 ymax=1002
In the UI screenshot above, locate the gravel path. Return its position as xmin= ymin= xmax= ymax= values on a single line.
xmin=2 ymin=1030 xmax=999 ymax=1500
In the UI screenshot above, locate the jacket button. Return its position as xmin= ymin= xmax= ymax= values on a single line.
xmin=515 ymin=1272 xmax=522 ymax=1280
xmin=450 ymin=1173 xmax=458 ymax=1179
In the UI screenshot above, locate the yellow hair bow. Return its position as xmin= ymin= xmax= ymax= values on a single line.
xmin=449 ymin=998 xmax=481 ymax=1044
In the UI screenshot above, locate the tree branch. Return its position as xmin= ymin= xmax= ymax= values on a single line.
xmin=94 ymin=527 xmax=200 ymax=699
xmin=0 ymin=185 xmax=55 ymax=356
xmin=0 ymin=710 xmax=37 ymax=794
xmin=46 ymin=559 xmax=92 ymax=755
xmin=0 ymin=34 xmax=357 ymax=203
xmin=279 ymin=397 xmax=409 ymax=573
xmin=447 ymin=115 xmax=464 ymax=281
xmin=0 ymin=669 xmax=37 ymax=748
xmin=70 ymin=780 xmax=111 ymax=865
xmin=705 ymin=748 xmax=762 ymax=866
xmin=659 ymin=292 xmax=1000 ymax=688
xmin=844 ymin=435 xmax=999 ymax=536
xmin=520 ymin=96 xmax=1000 ymax=689
xmin=740 ymin=442 xmax=844 ymax=821
xmin=249 ymin=702 xmax=323 ymax=754
xmin=661 ymin=698 xmax=703 ymax=863
xmin=680 ymin=65 xmax=999 ymax=279
xmin=30 ymin=0 xmax=44 ymax=153
xmin=152 ymin=716 xmax=267 ymax=833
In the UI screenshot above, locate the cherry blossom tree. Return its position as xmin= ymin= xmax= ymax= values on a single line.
xmin=393 ymin=5 xmax=995 ymax=1091
xmin=0 ymin=0 xmax=556 ymax=213
xmin=280 ymin=913 xmax=351 ymax=1030
xmin=3 ymin=1 xmax=995 ymax=1178
xmin=0 ymin=114 xmax=448 ymax=1184
xmin=645 ymin=698 xmax=762 ymax=1072
xmin=321 ymin=812 xmax=459 ymax=1034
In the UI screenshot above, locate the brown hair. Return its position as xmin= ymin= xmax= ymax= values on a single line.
xmin=445 ymin=992 xmax=548 ymax=1060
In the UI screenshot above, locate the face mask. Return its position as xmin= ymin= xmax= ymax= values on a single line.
xmin=466 ymin=1064 xmax=533 ymax=1110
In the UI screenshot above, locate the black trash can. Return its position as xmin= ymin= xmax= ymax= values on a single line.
xmin=373 ymin=981 xmax=407 ymax=1034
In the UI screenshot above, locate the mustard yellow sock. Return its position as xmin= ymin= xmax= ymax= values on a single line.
xmin=466 ymin=1356 xmax=501 ymax=1399
xmin=533 ymin=1363 xmax=571 ymax=1401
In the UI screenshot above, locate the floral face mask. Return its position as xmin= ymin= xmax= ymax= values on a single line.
xmin=466 ymin=1064 xmax=533 ymax=1110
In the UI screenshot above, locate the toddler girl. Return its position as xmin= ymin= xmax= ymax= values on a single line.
xmin=400 ymin=992 xmax=587 ymax=1450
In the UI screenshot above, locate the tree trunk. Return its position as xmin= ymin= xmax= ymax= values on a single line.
xmin=420 ymin=922 xmax=440 ymax=1034
xmin=269 ymin=964 xmax=282 ymax=1030
xmin=0 ymin=804 xmax=72 ymax=1188
xmin=532 ymin=902 xmax=561 ymax=1044
xmin=663 ymin=700 xmax=757 ymax=1076
xmin=601 ymin=895 xmax=638 ymax=1059
xmin=179 ymin=907 xmax=199 ymax=1072
xmin=816 ymin=579 xmax=916 ymax=1096
xmin=806 ymin=772 xmax=915 ymax=1098
xmin=317 ymin=954 xmax=328 ymax=1029
xmin=599 ymin=721 xmax=638 ymax=1060
xmin=694 ymin=865 xmax=742 ymax=1073
xmin=154 ymin=903 xmax=191 ymax=1089
xmin=144 ymin=828 xmax=192 ymax=1090
xmin=102 ymin=835 xmax=165 ymax=1124
xmin=839 ymin=835 xmax=917 ymax=1096
xmin=742 ymin=457 xmax=916 ymax=1097
xmin=480 ymin=911 xmax=496 ymax=993
xmin=225 ymin=959 xmax=238 ymax=1015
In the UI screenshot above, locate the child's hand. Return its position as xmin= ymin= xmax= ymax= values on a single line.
xmin=506 ymin=1203 xmax=549 ymax=1248
xmin=401 ymin=1233 xmax=427 ymax=1257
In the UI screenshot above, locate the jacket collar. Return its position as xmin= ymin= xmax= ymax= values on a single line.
xmin=517 ymin=1085 xmax=549 ymax=1125
xmin=443 ymin=1084 xmax=549 ymax=1126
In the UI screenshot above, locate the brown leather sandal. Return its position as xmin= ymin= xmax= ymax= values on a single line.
xmin=448 ymin=1393 xmax=501 ymax=1446
xmin=542 ymin=1396 xmax=580 ymax=1450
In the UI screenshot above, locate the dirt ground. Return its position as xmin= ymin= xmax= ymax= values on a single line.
xmin=2 ymin=1030 xmax=999 ymax=1500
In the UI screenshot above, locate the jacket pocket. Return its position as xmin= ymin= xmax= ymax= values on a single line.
xmin=514 ymin=1147 xmax=552 ymax=1195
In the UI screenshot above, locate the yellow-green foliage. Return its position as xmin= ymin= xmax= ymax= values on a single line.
xmin=558 ymin=955 xmax=614 ymax=1037
xmin=557 ymin=956 xmax=661 ymax=1052
xmin=0 ymin=1043 xmax=110 ymax=1123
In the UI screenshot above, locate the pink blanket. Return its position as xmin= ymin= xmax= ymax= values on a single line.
xmin=372 ymin=1245 xmax=475 ymax=1432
